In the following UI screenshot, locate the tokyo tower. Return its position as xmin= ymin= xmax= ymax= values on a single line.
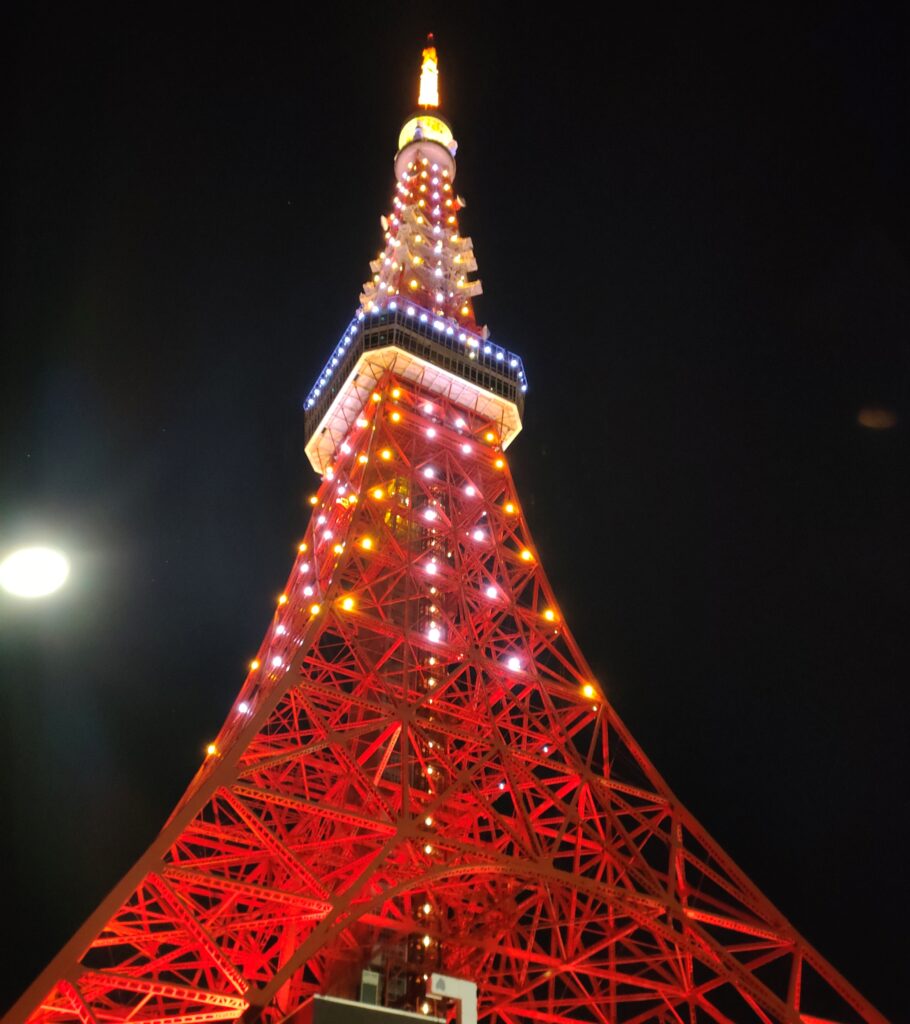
xmin=8 ymin=40 xmax=887 ymax=1024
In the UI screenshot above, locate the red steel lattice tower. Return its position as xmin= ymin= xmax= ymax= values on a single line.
xmin=9 ymin=41 xmax=887 ymax=1024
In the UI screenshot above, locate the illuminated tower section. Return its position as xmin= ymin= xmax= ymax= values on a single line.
xmin=8 ymin=41 xmax=887 ymax=1024
xmin=307 ymin=40 xmax=518 ymax=481
xmin=359 ymin=37 xmax=483 ymax=331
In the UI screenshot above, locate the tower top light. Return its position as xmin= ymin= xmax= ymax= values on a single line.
xmin=418 ymin=36 xmax=439 ymax=108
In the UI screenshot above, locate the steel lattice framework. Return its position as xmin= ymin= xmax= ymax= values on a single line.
xmin=8 ymin=41 xmax=886 ymax=1024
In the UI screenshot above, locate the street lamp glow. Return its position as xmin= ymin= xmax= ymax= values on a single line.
xmin=0 ymin=546 xmax=70 ymax=598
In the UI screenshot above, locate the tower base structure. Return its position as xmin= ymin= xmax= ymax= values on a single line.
xmin=8 ymin=364 xmax=886 ymax=1024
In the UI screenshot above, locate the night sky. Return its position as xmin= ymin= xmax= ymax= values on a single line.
xmin=2 ymin=5 xmax=907 ymax=1019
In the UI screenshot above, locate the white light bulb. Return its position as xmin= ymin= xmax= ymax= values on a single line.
xmin=485 ymin=585 xmax=497 ymax=599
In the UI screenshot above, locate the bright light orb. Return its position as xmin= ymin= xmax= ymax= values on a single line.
xmin=0 ymin=546 xmax=70 ymax=598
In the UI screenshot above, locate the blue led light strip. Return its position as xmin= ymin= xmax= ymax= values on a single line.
xmin=304 ymin=301 xmax=527 ymax=410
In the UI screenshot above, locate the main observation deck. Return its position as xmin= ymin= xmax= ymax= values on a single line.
xmin=303 ymin=302 xmax=527 ymax=474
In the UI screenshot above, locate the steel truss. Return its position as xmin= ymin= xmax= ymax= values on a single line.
xmin=8 ymin=375 xmax=886 ymax=1024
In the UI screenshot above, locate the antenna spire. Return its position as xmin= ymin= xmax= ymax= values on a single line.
xmin=418 ymin=33 xmax=439 ymax=108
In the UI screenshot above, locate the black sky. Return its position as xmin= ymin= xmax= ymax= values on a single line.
xmin=2 ymin=4 xmax=908 ymax=1019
